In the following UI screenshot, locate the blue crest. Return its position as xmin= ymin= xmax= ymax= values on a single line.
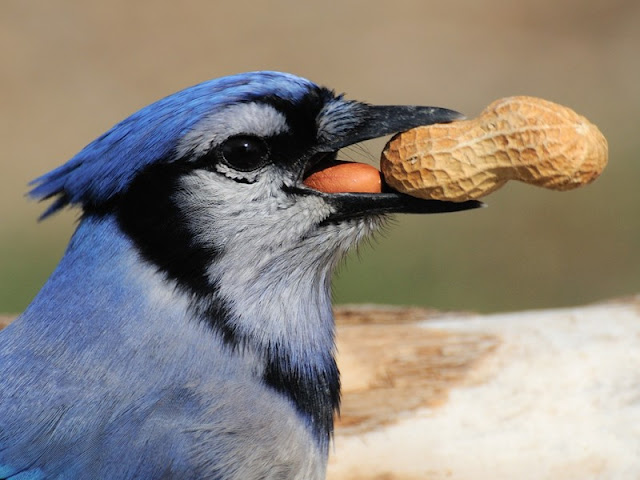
xmin=29 ymin=71 xmax=319 ymax=218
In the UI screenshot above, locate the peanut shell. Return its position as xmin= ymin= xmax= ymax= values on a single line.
xmin=380 ymin=96 xmax=608 ymax=202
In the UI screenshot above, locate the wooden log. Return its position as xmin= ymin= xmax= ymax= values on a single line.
xmin=329 ymin=300 xmax=640 ymax=479
xmin=3 ymin=298 xmax=639 ymax=479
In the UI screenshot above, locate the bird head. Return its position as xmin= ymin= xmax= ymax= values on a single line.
xmin=30 ymin=70 xmax=478 ymax=287
xmin=28 ymin=72 xmax=480 ymax=446
xmin=29 ymin=69 xmax=482 ymax=368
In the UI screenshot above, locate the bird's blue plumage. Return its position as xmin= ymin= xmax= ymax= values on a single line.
xmin=1 ymin=214 xmax=324 ymax=478
xmin=1 ymin=70 xmax=473 ymax=479
xmin=2 ymin=71 xmax=339 ymax=479
xmin=29 ymin=71 xmax=318 ymax=218
xmin=0 ymin=469 xmax=44 ymax=480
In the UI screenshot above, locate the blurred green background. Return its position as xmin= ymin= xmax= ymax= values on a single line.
xmin=1 ymin=1 xmax=639 ymax=315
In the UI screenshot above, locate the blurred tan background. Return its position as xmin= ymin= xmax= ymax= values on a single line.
xmin=1 ymin=0 xmax=639 ymax=314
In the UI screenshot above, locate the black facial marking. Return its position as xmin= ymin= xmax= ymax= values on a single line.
xmin=114 ymin=161 xmax=238 ymax=343
xmin=117 ymin=161 xmax=216 ymax=294
xmin=259 ymin=89 xmax=333 ymax=158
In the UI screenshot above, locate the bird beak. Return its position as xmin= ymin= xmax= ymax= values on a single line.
xmin=306 ymin=103 xmax=483 ymax=220
xmin=320 ymin=103 xmax=465 ymax=151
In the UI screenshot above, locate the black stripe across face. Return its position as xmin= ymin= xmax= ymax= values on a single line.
xmin=116 ymin=161 xmax=216 ymax=294
xmin=114 ymin=161 xmax=237 ymax=343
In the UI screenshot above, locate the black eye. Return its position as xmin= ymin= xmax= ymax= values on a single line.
xmin=219 ymin=135 xmax=270 ymax=171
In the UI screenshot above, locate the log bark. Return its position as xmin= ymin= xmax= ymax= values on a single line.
xmin=3 ymin=298 xmax=639 ymax=479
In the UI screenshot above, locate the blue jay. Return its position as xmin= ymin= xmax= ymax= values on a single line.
xmin=0 ymin=71 xmax=479 ymax=479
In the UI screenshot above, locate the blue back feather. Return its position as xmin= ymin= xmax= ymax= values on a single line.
xmin=28 ymin=71 xmax=318 ymax=218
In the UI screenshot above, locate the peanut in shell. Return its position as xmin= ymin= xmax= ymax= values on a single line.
xmin=380 ymin=96 xmax=608 ymax=202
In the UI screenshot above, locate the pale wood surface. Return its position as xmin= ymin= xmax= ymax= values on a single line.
xmin=330 ymin=299 xmax=640 ymax=479
xmin=3 ymin=298 xmax=640 ymax=479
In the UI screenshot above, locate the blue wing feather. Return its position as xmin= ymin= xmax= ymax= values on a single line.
xmin=0 ymin=469 xmax=45 ymax=480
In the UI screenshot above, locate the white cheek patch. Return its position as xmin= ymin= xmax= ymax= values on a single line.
xmin=177 ymin=103 xmax=289 ymax=159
